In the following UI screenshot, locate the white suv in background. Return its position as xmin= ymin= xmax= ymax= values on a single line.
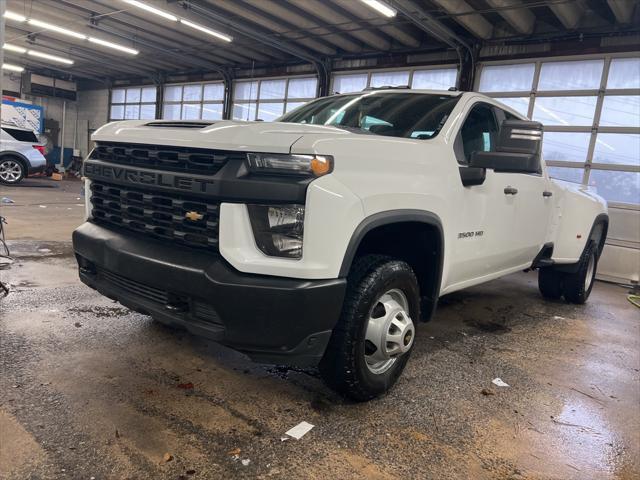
xmin=0 ymin=123 xmax=47 ymax=185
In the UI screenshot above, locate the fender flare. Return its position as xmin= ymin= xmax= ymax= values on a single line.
xmin=554 ymin=213 xmax=609 ymax=274
xmin=338 ymin=209 xmax=445 ymax=320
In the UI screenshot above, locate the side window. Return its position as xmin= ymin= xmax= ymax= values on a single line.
xmin=459 ymin=104 xmax=499 ymax=163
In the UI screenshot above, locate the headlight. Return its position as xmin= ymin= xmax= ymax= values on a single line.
xmin=247 ymin=153 xmax=333 ymax=177
xmin=247 ymin=204 xmax=305 ymax=258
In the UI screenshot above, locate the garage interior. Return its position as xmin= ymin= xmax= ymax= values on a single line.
xmin=1 ymin=0 xmax=639 ymax=478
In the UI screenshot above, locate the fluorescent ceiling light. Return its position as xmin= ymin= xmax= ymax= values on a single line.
xmin=179 ymin=19 xmax=232 ymax=42
xmin=88 ymin=37 xmax=139 ymax=55
xmin=121 ymin=0 xmax=178 ymax=21
xmin=4 ymin=10 xmax=27 ymax=22
xmin=28 ymin=19 xmax=87 ymax=40
xmin=2 ymin=63 xmax=25 ymax=72
xmin=27 ymin=50 xmax=75 ymax=65
xmin=359 ymin=0 xmax=397 ymax=17
xmin=3 ymin=43 xmax=28 ymax=54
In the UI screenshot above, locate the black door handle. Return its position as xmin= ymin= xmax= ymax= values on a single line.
xmin=504 ymin=186 xmax=518 ymax=195
xmin=543 ymin=191 xmax=553 ymax=197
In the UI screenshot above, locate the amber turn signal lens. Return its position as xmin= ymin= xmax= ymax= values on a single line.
xmin=311 ymin=156 xmax=331 ymax=176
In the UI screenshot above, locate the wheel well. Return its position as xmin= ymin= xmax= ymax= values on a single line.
xmin=348 ymin=221 xmax=443 ymax=321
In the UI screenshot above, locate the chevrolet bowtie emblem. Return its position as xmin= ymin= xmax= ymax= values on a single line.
xmin=185 ymin=211 xmax=204 ymax=221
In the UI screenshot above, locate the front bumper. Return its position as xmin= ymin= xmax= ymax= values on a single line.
xmin=73 ymin=222 xmax=346 ymax=366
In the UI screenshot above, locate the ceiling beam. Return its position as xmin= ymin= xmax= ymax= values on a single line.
xmin=177 ymin=0 xmax=323 ymax=66
xmin=607 ymin=0 xmax=636 ymax=24
xmin=243 ymin=0 xmax=364 ymax=53
xmin=199 ymin=0 xmax=337 ymax=56
xmin=386 ymin=0 xmax=471 ymax=50
xmin=549 ymin=0 xmax=584 ymax=29
xmin=430 ymin=0 xmax=493 ymax=40
xmin=485 ymin=0 xmax=535 ymax=35
xmin=331 ymin=0 xmax=421 ymax=48
xmin=286 ymin=0 xmax=391 ymax=51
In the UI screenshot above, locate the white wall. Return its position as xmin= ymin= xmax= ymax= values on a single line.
xmin=76 ymin=88 xmax=109 ymax=158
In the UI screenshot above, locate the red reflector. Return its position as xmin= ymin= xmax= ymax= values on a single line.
xmin=33 ymin=145 xmax=45 ymax=155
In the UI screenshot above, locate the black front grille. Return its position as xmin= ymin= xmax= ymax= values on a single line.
xmin=90 ymin=181 xmax=219 ymax=250
xmin=90 ymin=142 xmax=245 ymax=175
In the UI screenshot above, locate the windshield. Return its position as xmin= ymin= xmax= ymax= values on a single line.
xmin=278 ymin=92 xmax=460 ymax=140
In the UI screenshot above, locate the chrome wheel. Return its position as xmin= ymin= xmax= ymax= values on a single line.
xmin=364 ymin=288 xmax=415 ymax=375
xmin=0 ymin=160 xmax=23 ymax=183
xmin=585 ymin=252 xmax=595 ymax=291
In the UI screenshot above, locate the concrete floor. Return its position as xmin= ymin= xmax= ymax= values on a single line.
xmin=1 ymin=178 xmax=639 ymax=480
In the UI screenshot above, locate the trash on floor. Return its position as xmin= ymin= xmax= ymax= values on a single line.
xmin=553 ymin=315 xmax=565 ymax=320
xmin=284 ymin=421 xmax=314 ymax=440
xmin=1 ymin=197 xmax=14 ymax=204
xmin=492 ymin=378 xmax=510 ymax=387
xmin=241 ymin=459 xmax=251 ymax=466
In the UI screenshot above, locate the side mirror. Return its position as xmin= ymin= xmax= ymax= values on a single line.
xmin=470 ymin=119 xmax=543 ymax=174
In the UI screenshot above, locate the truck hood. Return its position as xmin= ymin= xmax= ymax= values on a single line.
xmin=92 ymin=120 xmax=351 ymax=154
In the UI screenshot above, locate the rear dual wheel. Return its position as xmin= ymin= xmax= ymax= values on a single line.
xmin=538 ymin=242 xmax=598 ymax=305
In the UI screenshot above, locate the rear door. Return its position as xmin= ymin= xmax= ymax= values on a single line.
xmin=492 ymin=106 xmax=554 ymax=264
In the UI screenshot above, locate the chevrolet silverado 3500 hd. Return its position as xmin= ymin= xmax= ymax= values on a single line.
xmin=73 ymin=90 xmax=608 ymax=400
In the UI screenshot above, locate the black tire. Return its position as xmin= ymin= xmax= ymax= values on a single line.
xmin=562 ymin=242 xmax=598 ymax=304
xmin=538 ymin=267 xmax=564 ymax=300
xmin=0 ymin=157 xmax=26 ymax=185
xmin=319 ymin=255 xmax=420 ymax=401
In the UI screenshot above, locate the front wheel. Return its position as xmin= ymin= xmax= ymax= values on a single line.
xmin=319 ymin=255 xmax=420 ymax=401
xmin=0 ymin=158 xmax=25 ymax=185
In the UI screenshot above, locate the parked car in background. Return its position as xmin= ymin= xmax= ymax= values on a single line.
xmin=0 ymin=123 xmax=46 ymax=185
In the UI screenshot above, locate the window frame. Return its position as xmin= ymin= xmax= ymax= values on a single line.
xmin=162 ymin=81 xmax=225 ymax=121
xmin=109 ymin=85 xmax=157 ymax=121
xmin=330 ymin=65 xmax=459 ymax=94
xmin=232 ymin=75 xmax=318 ymax=122
xmin=476 ymin=53 xmax=640 ymax=207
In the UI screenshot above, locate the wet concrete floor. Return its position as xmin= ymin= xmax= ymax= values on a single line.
xmin=1 ymin=179 xmax=639 ymax=479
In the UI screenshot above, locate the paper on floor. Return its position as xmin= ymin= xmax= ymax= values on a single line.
xmin=492 ymin=378 xmax=510 ymax=387
xmin=285 ymin=421 xmax=314 ymax=440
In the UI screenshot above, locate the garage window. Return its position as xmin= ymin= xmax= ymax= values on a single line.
xmin=162 ymin=82 xmax=225 ymax=121
xmin=331 ymin=67 xmax=458 ymax=94
xmin=110 ymin=86 xmax=157 ymax=120
xmin=478 ymin=55 xmax=640 ymax=206
xmin=232 ymin=77 xmax=317 ymax=121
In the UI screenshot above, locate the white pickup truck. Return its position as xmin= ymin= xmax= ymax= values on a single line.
xmin=73 ymin=89 xmax=608 ymax=400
